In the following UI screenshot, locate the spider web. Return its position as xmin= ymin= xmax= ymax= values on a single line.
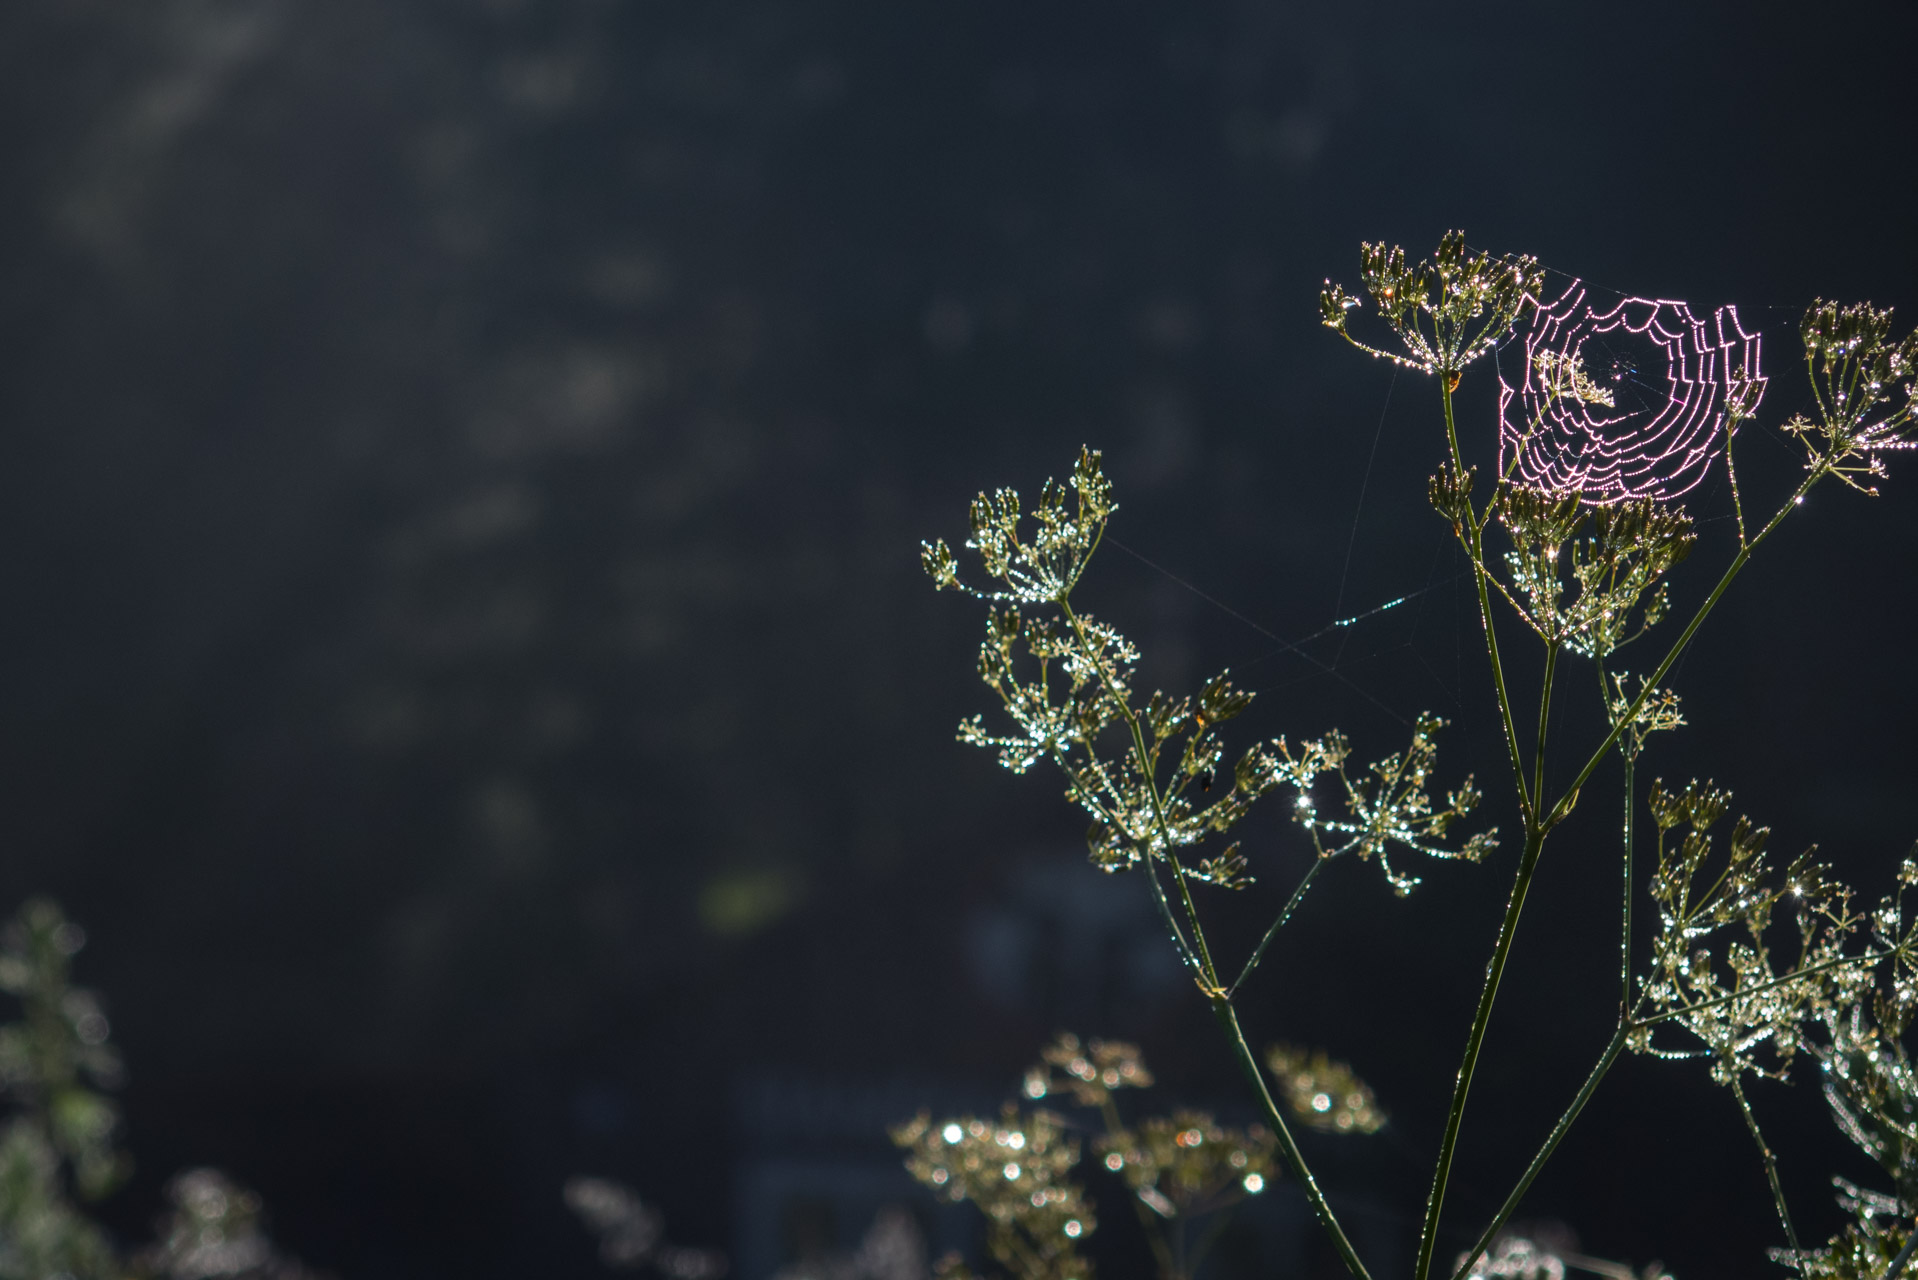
xmin=1497 ymin=280 xmax=1766 ymax=503
xmin=1102 ymin=261 xmax=1793 ymax=725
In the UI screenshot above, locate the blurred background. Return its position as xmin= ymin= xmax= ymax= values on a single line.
xmin=1 ymin=0 xmax=1916 ymax=1275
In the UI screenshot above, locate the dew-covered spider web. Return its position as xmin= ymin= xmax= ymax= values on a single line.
xmin=1497 ymin=280 xmax=1766 ymax=503
xmin=1099 ymin=259 xmax=1797 ymax=726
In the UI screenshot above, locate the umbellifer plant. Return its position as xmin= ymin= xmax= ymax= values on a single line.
xmin=920 ymin=232 xmax=1918 ymax=1279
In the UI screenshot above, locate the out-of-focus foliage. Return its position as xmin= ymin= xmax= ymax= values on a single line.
xmin=893 ymin=1105 xmax=1093 ymax=1280
xmin=134 ymin=1168 xmax=327 ymax=1280
xmin=0 ymin=898 xmax=126 ymax=1280
xmin=1022 ymin=1034 xmax=1152 ymax=1107
xmin=1262 ymin=1045 xmax=1385 ymax=1135
xmin=1455 ymin=1231 xmax=1672 ymax=1280
xmin=0 ymin=899 xmax=326 ymax=1280
xmin=769 ymin=1207 xmax=927 ymax=1280
xmin=897 ymin=1034 xmax=1379 ymax=1280
xmin=563 ymin=1178 xmax=728 ymax=1278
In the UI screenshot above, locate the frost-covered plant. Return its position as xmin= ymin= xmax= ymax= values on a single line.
xmin=923 ymin=232 xmax=1918 ymax=1278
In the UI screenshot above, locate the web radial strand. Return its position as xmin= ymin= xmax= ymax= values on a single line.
xmin=1498 ymin=282 xmax=1766 ymax=504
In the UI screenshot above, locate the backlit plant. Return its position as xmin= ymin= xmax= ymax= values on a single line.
xmin=921 ymin=233 xmax=1918 ymax=1279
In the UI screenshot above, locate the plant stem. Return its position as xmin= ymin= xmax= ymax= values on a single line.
xmin=1619 ymin=750 xmax=1636 ymax=1015
xmin=1068 ymin=554 xmax=1360 ymax=1280
xmin=1450 ymin=1027 xmax=1628 ymax=1280
xmin=1547 ymin=469 xmax=1822 ymax=832
xmin=1056 ymin=598 xmax=1214 ymax=983
xmin=1532 ymin=643 xmax=1560 ymax=808
xmin=1629 ymin=950 xmax=1883 ymax=1029
xmin=1886 ymin=1225 xmax=1918 ymax=1280
xmin=1731 ymin=1074 xmax=1802 ymax=1256
xmin=1416 ymin=823 xmax=1547 ymax=1280
xmin=1441 ymin=379 xmax=1533 ymax=825
xmin=1229 ymin=855 xmax=1329 ymax=997
xmin=1206 ymin=994 xmax=1372 ymax=1280
xmin=1419 ymin=376 xmax=1552 ymax=1280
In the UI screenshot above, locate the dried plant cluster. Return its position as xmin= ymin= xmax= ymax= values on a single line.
xmin=921 ymin=233 xmax=1918 ymax=1280
xmin=893 ymin=1034 xmax=1382 ymax=1280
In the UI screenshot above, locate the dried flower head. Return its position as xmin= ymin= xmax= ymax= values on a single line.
xmin=1270 ymin=713 xmax=1495 ymax=897
xmin=1094 ymin=1110 xmax=1276 ymax=1218
xmin=893 ymin=1107 xmax=1094 ymax=1280
xmin=1780 ymin=300 xmax=1918 ymax=494
xmin=1023 ymin=1034 xmax=1153 ymax=1107
xmin=921 ymin=446 xmax=1114 ymax=605
xmin=1455 ymin=1235 xmax=1564 ymax=1280
xmin=1605 ymin=675 xmax=1684 ymax=762
xmin=1263 ymin=1044 xmax=1385 ymax=1134
xmin=1321 ymin=231 xmax=1542 ymax=385
xmin=1631 ymin=780 xmax=1870 ymax=1086
xmin=1771 ymin=1178 xmax=1913 ymax=1280
xmin=1492 ymin=489 xmax=1694 ymax=659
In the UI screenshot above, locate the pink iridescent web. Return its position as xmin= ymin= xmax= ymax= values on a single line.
xmin=1497 ymin=282 xmax=1766 ymax=504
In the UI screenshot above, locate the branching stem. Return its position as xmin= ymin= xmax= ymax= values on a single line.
xmin=1057 ymin=597 xmax=1212 ymax=982
xmin=1546 ymin=467 xmax=1824 ymax=832
xmin=1449 ymin=1027 xmax=1628 ymax=1280
xmin=1628 ymin=949 xmax=1884 ymax=1030
xmin=1230 ymin=855 xmax=1329 ymax=997
xmin=1416 ymin=823 xmax=1546 ymax=1280
xmin=1207 ymin=994 xmax=1373 ymax=1280
xmin=1441 ymin=378 xmax=1533 ymax=826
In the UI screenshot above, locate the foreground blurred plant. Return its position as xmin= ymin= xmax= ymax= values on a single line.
xmin=923 ymin=232 xmax=1918 ymax=1277
xmin=0 ymin=899 xmax=323 ymax=1280
xmin=563 ymin=1177 xmax=729 ymax=1278
xmin=894 ymin=1034 xmax=1369 ymax=1280
xmin=0 ymin=899 xmax=128 ymax=1280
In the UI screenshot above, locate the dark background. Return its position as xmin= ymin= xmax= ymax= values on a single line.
xmin=2 ymin=0 xmax=1916 ymax=1275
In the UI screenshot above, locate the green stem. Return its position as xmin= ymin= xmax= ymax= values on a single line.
xmin=1731 ymin=1073 xmax=1802 ymax=1256
xmin=1546 ymin=469 xmax=1823 ymax=832
xmin=1532 ymin=643 xmax=1560 ymax=808
xmin=1418 ymin=377 xmax=1552 ymax=1280
xmin=1416 ymin=823 xmax=1547 ymax=1280
xmin=1229 ymin=855 xmax=1329 ymax=997
xmin=1886 ymin=1226 xmax=1918 ymax=1280
xmin=1620 ymin=751 xmax=1636 ymax=1015
xmin=1441 ymin=379 xmax=1534 ymax=824
xmin=1064 ymin=562 xmax=1356 ymax=1276
xmin=1450 ymin=1028 xmax=1628 ymax=1280
xmin=1629 ymin=950 xmax=1883 ymax=1029
xmin=1207 ymin=994 xmax=1372 ymax=1280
